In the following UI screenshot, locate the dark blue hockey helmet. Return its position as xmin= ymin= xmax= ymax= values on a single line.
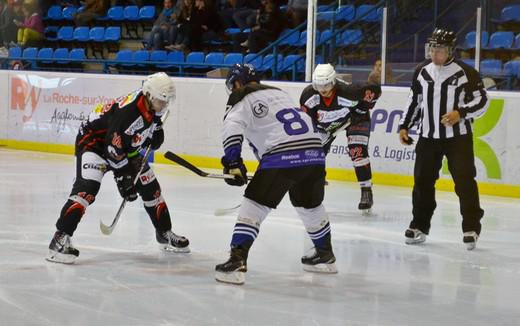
xmin=225 ymin=63 xmax=260 ymax=93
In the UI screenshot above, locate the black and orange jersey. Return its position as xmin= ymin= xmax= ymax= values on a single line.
xmin=76 ymin=89 xmax=161 ymax=173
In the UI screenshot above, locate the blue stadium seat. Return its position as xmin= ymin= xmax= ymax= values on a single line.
xmin=224 ymin=53 xmax=243 ymax=65
xmin=480 ymin=59 xmax=502 ymax=75
xmin=62 ymin=6 xmax=77 ymax=20
xmin=297 ymin=30 xmax=321 ymax=47
xmin=107 ymin=6 xmax=125 ymax=21
xmin=104 ymin=27 xmax=121 ymax=42
xmin=317 ymin=11 xmax=334 ymax=21
xmin=485 ymin=31 xmax=514 ymax=49
xmin=114 ymin=49 xmax=133 ymax=66
xmin=133 ymin=50 xmax=149 ymax=67
xmin=281 ymin=54 xmax=303 ymax=72
xmin=491 ymin=5 xmax=520 ymax=23
xmin=150 ymin=50 xmax=168 ymax=66
xmin=460 ymin=31 xmax=489 ymax=50
xmin=22 ymin=47 xmax=38 ymax=68
xmin=205 ymin=52 xmax=225 ymax=68
xmin=73 ymin=27 xmax=90 ymax=42
xmin=69 ymin=48 xmax=86 ymax=61
xmin=336 ymin=5 xmax=355 ymax=22
xmin=124 ymin=6 xmax=140 ymax=21
xmin=37 ymin=48 xmax=54 ymax=64
xmin=9 ymin=47 xmax=22 ymax=58
xmin=355 ymin=5 xmax=380 ymax=22
xmin=339 ymin=29 xmax=363 ymax=46
xmin=53 ymin=48 xmax=70 ymax=64
xmin=158 ymin=51 xmax=185 ymax=69
xmin=186 ymin=51 xmax=205 ymax=68
xmin=139 ymin=6 xmax=156 ymax=21
xmin=278 ymin=29 xmax=300 ymax=46
xmin=45 ymin=5 xmax=63 ymax=21
xmin=461 ymin=58 xmax=475 ymax=67
xmin=224 ymin=28 xmax=242 ymax=35
xmin=258 ymin=54 xmax=283 ymax=72
xmin=504 ymin=60 xmax=520 ymax=78
xmin=89 ymin=27 xmax=105 ymax=42
xmin=58 ymin=26 xmax=74 ymax=41
xmin=318 ymin=29 xmax=331 ymax=45
xmin=244 ymin=53 xmax=262 ymax=69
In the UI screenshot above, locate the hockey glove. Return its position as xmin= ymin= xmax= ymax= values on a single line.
xmin=114 ymin=171 xmax=138 ymax=202
xmin=221 ymin=157 xmax=248 ymax=187
xmin=150 ymin=128 xmax=164 ymax=150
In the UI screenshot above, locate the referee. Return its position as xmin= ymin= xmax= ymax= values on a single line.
xmin=399 ymin=28 xmax=489 ymax=250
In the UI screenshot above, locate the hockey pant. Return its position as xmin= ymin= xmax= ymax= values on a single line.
xmin=325 ymin=120 xmax=372 ymax=188
xmin=229 ymin=165 xmax=332 ymax=252
xmin=55 ymin=151 xmax=172 ymax=236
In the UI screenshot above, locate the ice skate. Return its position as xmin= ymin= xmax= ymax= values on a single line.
xmin=405 ymin=228 xmax=426 ymax=245
xmin=46 ymin=230 xmax=79 ymax=264
xmin=156 ymin=230 xmax=190 ymax=253
xmin=358 ymin=187 xmax=373 ymax=215
xmin=463 ymin=231 xmax=479 ymax=250
xmin=301 ymin=247 xmax=338 ymax=273
xmin=215 ymin=247 xmax=248 ymax=285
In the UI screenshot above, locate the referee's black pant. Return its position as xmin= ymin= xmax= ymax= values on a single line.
xmin=409 ymin=134 xmax=484 ymax=235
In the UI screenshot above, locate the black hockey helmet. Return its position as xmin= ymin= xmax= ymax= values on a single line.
xmin=225 ymin=63 xmax=260 ymax=93
xmin=428 ymin=27 xmax=456 ymax=48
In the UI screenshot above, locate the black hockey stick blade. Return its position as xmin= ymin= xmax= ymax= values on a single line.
xmin=164 ymin=151 xmax=252 ymax=180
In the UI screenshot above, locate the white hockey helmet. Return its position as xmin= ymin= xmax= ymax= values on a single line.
xmin=142 ymin=72 xmax=176 ymax=110
xmin=312 ymin=63 xmax=337 ymax=93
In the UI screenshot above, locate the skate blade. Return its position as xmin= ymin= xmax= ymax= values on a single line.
xmin=465 ymin=242 xmax=477 ymax=250
xmin=405 ymin=237 xmax=426 ymax=245
xmin=45 ymin=250 xmax=77 ymax=264
xmin=360 ymin=208 xmax=372 ymax=216
xmin=215 ymin=271 xmax=245 ymax=285
xmin=302 ymin=262 xmax=338 ymax=274
xmin=160 ymin=244 xmax=191 ymax=253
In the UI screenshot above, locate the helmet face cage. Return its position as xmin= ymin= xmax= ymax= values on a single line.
xmin=225 ymin=63 xmax=259 ymax=93
xmin=312 ymin=63 xmax=336 ymax=93
xmin=425 ymin=28 xmax=456 ymax=59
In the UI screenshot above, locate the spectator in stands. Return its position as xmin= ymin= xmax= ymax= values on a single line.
xmin=144 ymin=0 xmax=177 ymax=50
xmin=0 ymin=0 xmax=23 ymax=47
xmin=232 ymin=0 xmax=260 ymax=30
xmin=166 ymin=0 xmax=216 ymax=51
xmin=286 ymin=0 xmax=307 ymax=28
xmin=218 ymin=0 xmax=248 ymax=30
xmin=73 ymin=0 xmax=110 ymax=26
xmin=244 ymin=0 xmax=284 ymax=53
xmin=368 ymin=59 xmax=396 ymax=85
xmin=13 ymin=0 xmax=44 ymax=47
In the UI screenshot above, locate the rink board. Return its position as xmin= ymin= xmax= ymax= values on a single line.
xmin=0 ymin=70 xmax=518 ymax=198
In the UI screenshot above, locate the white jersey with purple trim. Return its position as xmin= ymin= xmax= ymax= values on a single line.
xmin=222 ymin=84 xmax=325 ymax=169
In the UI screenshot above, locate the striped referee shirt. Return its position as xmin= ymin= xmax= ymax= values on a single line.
xmin=399 ymin=58 xmax=489 ymax=139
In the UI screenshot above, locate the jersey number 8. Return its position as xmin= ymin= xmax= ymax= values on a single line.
xmin=276 ymin=108 xmax=311 ymax=136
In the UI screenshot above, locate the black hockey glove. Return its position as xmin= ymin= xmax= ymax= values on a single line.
xmin=150 ymin=128 xmax=164 ymax=150
xmin=114 ymin=170 xmax=138 ymax=202
xmin=221 ymin=156 xmax=248 ymax=187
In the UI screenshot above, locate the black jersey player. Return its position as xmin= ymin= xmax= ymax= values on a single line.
xmin=46 ymin=72 xmax=190 ymax=264
xmin=300 ymin=64 xmax=381 ymax=213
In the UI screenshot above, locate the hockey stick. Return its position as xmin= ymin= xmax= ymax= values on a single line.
xmin=100 ymin=110 xmax=170 ymax=235
xmin=214 ymin=204 xmax=241 ymax=216
xmin=164 ymin=151 xmax=253 ymax=181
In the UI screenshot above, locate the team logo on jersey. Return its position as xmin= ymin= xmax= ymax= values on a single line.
xmin=125 ymin=116 xmax=144 ymax=135
xmin=252 ymin=100 xmax=268 ymax=118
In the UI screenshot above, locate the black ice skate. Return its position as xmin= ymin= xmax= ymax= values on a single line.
xmin=46 ymin=230 xmax=79 ymax=264
xmin=405 ymin=228 xmax=426 ymax=245
xmin=301 ymin=247 xmax=338 ymax=274
xmin=358 ymin=187 xmax=373 ymax=214
xmin=215 ymin=247 xmax=248 ymax=285
xmin=463 ymin=231 xmax=479 ymax=250
xmin=156 ymin=230 xmax=190 ymax=253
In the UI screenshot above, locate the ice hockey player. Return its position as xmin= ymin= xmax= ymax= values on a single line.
xmin=215 ymin=63 xmax=337 ymax=285
xmin=300 ymin=63 xmax=381 ymax=213
xmin=46 ymin=72 xmax=190 ymax=264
